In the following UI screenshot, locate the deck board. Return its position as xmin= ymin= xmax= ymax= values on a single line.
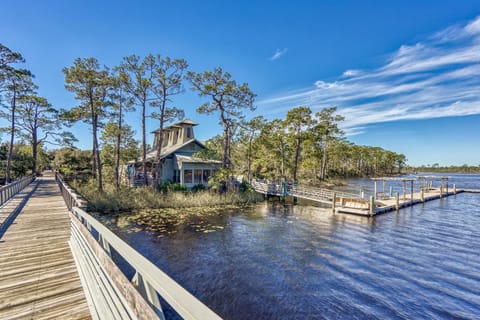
xmin=0 ymin=174 xmax=91 ymax=319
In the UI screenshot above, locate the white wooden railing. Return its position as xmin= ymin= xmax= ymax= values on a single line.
xmin=251 ymin=179 xmax=360 ymax=203
xmin=56 ymin=173 xmax=222 ymax=320
xmin=0 ymin=174 xmax=35 ymax=206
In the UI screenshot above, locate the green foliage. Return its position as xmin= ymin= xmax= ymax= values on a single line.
xmin=193 ymin=134 xmax=222 ymax=160
xmin=157 ymin=181 xmax=187 ymax=193
xmin=227 ymin=106 xmax=407 ymax=183
xmin=100 ymin=121 xmax=139 ymax=166
xmin=191 ymin=184 xmax=206 ymax=192
xmin=54 ymin=147 xmax=92 ymax=174
xmin=63 ymin=57 xmax=112 ymax=191
xmin=413 ymin=164 xmax=480 ymax=173
xmin=187 ymin=67 xmax=256 ymax=169
xmin=0 ymin=143 xmax=34 ymax=179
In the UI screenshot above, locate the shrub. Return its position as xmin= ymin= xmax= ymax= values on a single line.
xmin=191 ymin=184 xmax=206 ymax=192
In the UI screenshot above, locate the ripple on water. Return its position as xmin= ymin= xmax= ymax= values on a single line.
xmin=100 ymin=176 xmax=480 ymax=319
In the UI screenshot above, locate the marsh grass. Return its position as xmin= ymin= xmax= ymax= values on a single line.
xmin=71 ymin=179 xmax=263 ymax=213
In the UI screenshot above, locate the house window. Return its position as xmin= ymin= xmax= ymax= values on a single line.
xmin=184 ymin=169 xmax=193 ymax=183
xmin=203 ymin=170 xmax=211 ymax=183
xmin=174 ymin=130 xmax=179 ymax=144
xmin=186 ymin=127 xmax=192 ymax=138
xmin=194 ymin=169 xmax=202 ymax=184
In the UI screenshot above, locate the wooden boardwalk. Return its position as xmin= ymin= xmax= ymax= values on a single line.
xmin=251 ymin=180 xmax=479 ymax=217
xmin=0 ymin=174 xmax=91 ymax=319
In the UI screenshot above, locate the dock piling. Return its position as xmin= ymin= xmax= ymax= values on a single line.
xmin=410 ymin=180 xmax=414 ymax=202
xmin=332 ymin=192 xmax=337 ymax=213
xmin=395 ymin=192 xmax=399 ymax=211
xmin=369 ymin=196 xmax=374 ymax=216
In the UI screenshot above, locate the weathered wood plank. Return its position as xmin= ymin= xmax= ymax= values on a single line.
xmin=0 ymin=174 xmax=91 ymax=320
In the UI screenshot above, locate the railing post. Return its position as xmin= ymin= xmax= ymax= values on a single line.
xmin=133 ymin=272 xmax=165 ymax=320
xmin=99 ymin=234 xmax=112 ymax=256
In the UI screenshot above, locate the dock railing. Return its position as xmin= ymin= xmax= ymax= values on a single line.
xmin=55 ymin=172 xmax=222 ymax=320
xmin=0 ymin=174 xmax=35 ymax=206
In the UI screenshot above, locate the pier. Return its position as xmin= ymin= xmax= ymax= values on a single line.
xmin=0 ymin=175 xmax=91 ymax=319
xmin=251 ymin=177 xmax=479 ymax=217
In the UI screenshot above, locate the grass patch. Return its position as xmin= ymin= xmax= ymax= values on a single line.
xmin=71 ymin=179 xmax=264 ymax=213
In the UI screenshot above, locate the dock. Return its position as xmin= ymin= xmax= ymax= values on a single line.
xmin=0 ymin=175 xmax=91 ymax=319
xmin=251 ymin=178 xmax=480 ymax=217
xmin=335 ymin=187 xmax=463 ymax=216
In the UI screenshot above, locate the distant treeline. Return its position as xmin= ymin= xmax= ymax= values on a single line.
xmin=413 ymin=164 xmax=480 ymax=174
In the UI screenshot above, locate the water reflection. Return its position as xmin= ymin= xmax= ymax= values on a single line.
xmin=100 ymin=175 xmax=480 ymax=319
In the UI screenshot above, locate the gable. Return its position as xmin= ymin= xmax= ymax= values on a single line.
xmin=174 ymin=140 xmax=205 ymax=155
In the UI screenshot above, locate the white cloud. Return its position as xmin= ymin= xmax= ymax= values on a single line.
xmin=258 ymin=16 xmax=480 ymax=136
xmin=342 ymin=69 xmax=361 ymax=77
xmin=269 ymin=48 xmax=288 ymax=61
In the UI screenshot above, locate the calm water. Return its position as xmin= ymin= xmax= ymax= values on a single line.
xmin=102 ymin=174 xmax=480 ymax=319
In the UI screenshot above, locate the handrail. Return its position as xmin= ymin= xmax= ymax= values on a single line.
xmin=55 ymin=172 xmax=222 ymax=320
xmin=0 ymin=174 xmax=36 ymax=206
xmin=251 ymin=179 xmax=360 ymax=200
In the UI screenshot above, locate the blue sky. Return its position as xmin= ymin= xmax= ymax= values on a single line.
xmin=2 ymin=0 xmax=480 ymax=166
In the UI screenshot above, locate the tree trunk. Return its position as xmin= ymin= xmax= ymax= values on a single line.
xmin=293 ymin=136 xmax=301 ymax=182
xmin=93 ymin=114 xmax=103 ymax=192
xmin=247 ymin=135 xmax=252 ymax=181
xmin=90 ymin=96 xmax=97 ymax=179
xmin=142 ymin=100 xmax=148 ymax=186
xmin=155 ymin=101 xmax=166 ymax=187
xmin=31 ymin=136 xmax=37 ymax=175
xmin=321 ymin=139 xmax=328 ymax=180
xmin=220 ymin=108 xmax=230 ymax=169
xmin=114 ymin=98 xmax=122 ymax=190
xmin=6 ymin=84 xmax=16 ymax=183
xmin=92 ymin=136 xmax=97 ymax=178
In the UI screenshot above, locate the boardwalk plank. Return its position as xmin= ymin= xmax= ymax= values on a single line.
xmin=0 ymin=174 xmax=91 ymax=320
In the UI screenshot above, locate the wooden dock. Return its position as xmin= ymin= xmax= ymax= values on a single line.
xmin=0 ymin=175 xmax=91 ymax=319
xmin=251 ymin=179 xmax=480 ymax=217
xmin=336 ymin=188 xmax=465 ymax=216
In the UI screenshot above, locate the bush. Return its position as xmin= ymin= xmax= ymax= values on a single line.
xmin=191 ymin=184 xmax=206 ymax=192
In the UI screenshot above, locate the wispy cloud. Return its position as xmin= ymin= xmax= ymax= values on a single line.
xmin=269 ymin=48 xmax=288 ymax=61
xmin=259 ymin=16 xmax=480 ymax=135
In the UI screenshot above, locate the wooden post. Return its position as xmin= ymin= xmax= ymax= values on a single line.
xmin=382 ymin=180 xmax=386 ymax=198
xmin=369 ymin=196 xmax=374 ymax=216
xmin=410 ymin=180 xmax=414 ymax=202
xmin=446 ymin=178 xmax=449 ymax=195
xmin=453 ymin=184 xmax=456 ymax=195
xmin=389 ymin=186 xmax=393 ymax=198
xmin=440 ymin=179 xmax=443 ymax=198
xmin=332 ymin=192 xmax=336 ymax=213
xmin=402 ymin=180 xmax=406 ymax=201
xmin=395 ymin=192 xmax=399 ymax=211
xmin=421 ymin=188 xmax=424 ymax=203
